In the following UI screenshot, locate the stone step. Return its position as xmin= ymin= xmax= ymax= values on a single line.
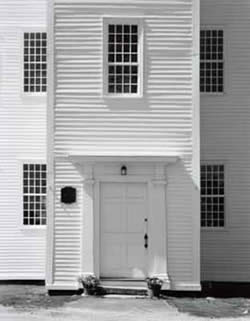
xmin=100 ymin=279 xmax=146 ymax=288
xmin=98 ymin=279 xmax=148 ymax=295
xmin=98 ymin=286 xmax=148 ymax=296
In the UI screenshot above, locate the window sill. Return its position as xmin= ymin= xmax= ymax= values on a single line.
xmin=201 ymin=227 xmax=228 ymax=232
xmin=22 ymin=92 xmax=47 ymax=98
xmin=103 ymin=94 xmax=143 ymax=99
xmin=21 ymin=92 xmax=47 ymax=104
xmin=20 ymin=225 xmax=47 ymax=231
xmin=200 ymin=92 xmax=226 ymax=97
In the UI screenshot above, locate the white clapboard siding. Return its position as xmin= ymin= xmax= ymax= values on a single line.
xmin=0 ymin=0 xmax=47 ymax=279
xmin=200 ymin=0 xmax=250 ymax=281
xmin=53 ymin=161 xmax=82 ymax=283
xmin=52 ymin=0 xmax=199 ymax=289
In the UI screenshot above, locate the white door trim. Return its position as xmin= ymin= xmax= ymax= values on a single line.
xmin=78 ymin=159 xmax=175 ymax=289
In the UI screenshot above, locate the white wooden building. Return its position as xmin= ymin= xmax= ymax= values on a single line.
xmin=1 ymin=0 xmax=250 ymax=292
xmin=46 ymin=0 xmax=200 ymax=291
xmin=0 ymin=0 xmax=47 ymax=280
xmin=200 ymin=0 xmax=250 ymax=282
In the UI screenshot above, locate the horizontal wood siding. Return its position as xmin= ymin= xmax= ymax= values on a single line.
xmin=53 ymin=161 xmax=82 ymax=284
xmin=0 ymin=0 xmax=47 ymax=279
xmin=200 ymin=0 xmax=250 ymax=281
xmin=53 ymin=0 xmax=198 ymax=287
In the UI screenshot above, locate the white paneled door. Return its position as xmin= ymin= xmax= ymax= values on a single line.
xmin=100 ymin=182 xmax=148 ymax=278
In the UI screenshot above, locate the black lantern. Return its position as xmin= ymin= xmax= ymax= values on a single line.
xmin=121 ymin=165 xmax=127 ymax=176
xmin=61 ymin=186 xmax=77 ymax=204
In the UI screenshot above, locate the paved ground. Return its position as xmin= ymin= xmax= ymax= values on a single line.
xmin=1 ymin=285 xmax=250 ymax=320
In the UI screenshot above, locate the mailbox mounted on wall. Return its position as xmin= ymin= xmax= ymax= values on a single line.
xmin=61 ymin=186 xmax=77 ymax=204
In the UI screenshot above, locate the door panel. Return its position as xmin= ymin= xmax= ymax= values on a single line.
xmin=100 ymin=182 xmax=147 ymax=278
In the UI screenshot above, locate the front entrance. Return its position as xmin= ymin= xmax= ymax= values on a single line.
xmin=100 ymin=182 xmax=148 ymax=279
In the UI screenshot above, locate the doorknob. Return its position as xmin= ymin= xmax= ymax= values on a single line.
xmin=144 ymin=233 xmax=148 ymax=249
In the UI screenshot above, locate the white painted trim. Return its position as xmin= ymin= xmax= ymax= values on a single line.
xmin=46 ymin=0 xmax=55 ymax=287
xmin=81 ymin=164 xmax=95 ymax=277
xmin=94 ymin=181 xmax=101 ymax=278
xmin=46 ymin=283 xmax=80 ymax=291
xmin=192 ymin=0 xmax=200 ymax=287
xmin=55 ymin=0 xmax=169 ymax=4
xmin=170 ymin=282 xmax=201 ymax=292
xmin=0 ymin=273 xmax=45 ymax=280
xmin=79 ymin=164 xmax=170 ymax=282
xmin=95 ymin=176 xmax=151 ymax=183
xmin=192 ymin=1 xmax=200 ymax=186
xmin=69 ymin=155 xmax=179 ymax=164
xmin=147 ymin=165 xmax=170 ymax=284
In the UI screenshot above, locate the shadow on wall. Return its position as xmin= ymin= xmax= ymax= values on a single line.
xmin=166 ymin=159 xmax=200 ymax=288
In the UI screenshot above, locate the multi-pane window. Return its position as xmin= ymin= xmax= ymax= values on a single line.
xmin=23 ymin=32 xmax=47 ymax=93
xmin=107 ymin=23 xmax=139 ymax=95
xmin=201 ymin=164 xmax=225 ymax=228
xmin=200 ymin=29 xmax=224 ymax=93
xmin=23 ymin=164 xmax=47 ymax=226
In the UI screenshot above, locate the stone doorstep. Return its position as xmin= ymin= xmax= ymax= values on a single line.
xmin=97 ymin=286 xmax=148 ymax=296
xmin=101 ymin=294 xmax=147 ymax=299
xmin=98 ymin=279 xmax=148 ymax=296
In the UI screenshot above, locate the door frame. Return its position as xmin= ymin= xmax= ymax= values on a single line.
xmin=96 ymin=177 xmax=151 ymax=279
xmin=73 ymin=155 xmax=178 ymax=288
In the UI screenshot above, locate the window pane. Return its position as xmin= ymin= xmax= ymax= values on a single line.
xmin=23 ymin=163 xmax=47 ymax=225
xmin=200 ymin=29 xmax=224 ymax=93
xmin=23 ymin=32 xmax=47 ymax=93
xmin=200 ymin=164 xmax=225 ymax=228
xmin=107 ymin=23 xmax=139 ymax=94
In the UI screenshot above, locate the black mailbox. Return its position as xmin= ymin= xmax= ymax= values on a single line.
xmin=61 ymin=186 xmax=76 ymax=204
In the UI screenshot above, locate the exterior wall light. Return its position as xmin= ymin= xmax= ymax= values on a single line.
xmin=121 ymin=165 xmax=127 ymax=176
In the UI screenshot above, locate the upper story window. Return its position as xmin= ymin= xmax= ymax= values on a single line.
xmin=106 ymin=22 xmax=142 ymax=96
xmin=23 ymin=163 xmax=47 ymax=226
xmin=23 ymin=32 xmax=47 ymax=93
xmin=200 ymin=29 xmax=224 ymax=93
xmin=201 ymin=164 xmax=225 ymax=228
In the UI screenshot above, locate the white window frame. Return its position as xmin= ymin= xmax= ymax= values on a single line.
xmin=200 ymin=26 xmax=225 ymax=96
xmin=21 ymin=28 xmax=47 ymax=98
xmin=19 ymin=159 xmax=47 ymax=229
xmin=103 ymin=17 xmax=143 ymax=98
xmin=200 ymin=161 xmax=227 ymax=230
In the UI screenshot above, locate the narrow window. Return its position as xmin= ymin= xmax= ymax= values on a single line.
xmin=23 ymin=164 xmax=47 ymax=226
xmin=200 ymin=29 xmax=224 ymax=93
xmin=201 ymin=164 xmax=225 ymax=228
xmin=23 ymin=32 xmax=47 ymax=93
xmin=107 ymin=23 xmax=140 ymax=95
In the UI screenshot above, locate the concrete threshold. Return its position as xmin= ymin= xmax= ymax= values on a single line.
xmin=102 ymin=294 xmax=147 ymax=299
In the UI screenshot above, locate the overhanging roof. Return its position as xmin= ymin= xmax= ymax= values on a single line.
xmin=68 ymin=154 xmax=179 ymax=164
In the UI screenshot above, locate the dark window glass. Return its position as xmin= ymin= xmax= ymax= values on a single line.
xmin=200 ymin=164 xmax=225 ymax=228
xmin=200 ymin=29 xmax=224 ymax=93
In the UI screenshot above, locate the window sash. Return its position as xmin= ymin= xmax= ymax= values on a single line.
xmin=104 ymin=20 xmax=142 ymax=96
xmin=23 ymin=163 xmax=47 ymax=226
xmin=201 ymin=164 xmax=225 ymax=228
xmin=23 ymin=32 xmax=47 ymax=93
xmin=200 ymin=29 xmax=224 ymax=93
